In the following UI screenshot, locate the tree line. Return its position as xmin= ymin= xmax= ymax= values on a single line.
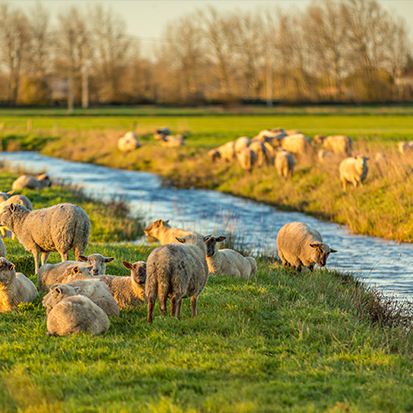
xmin=0 ymin=0 xmax=412 ymax=107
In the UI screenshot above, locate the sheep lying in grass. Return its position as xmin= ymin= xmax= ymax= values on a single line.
xmin=208 ymin=141 xmax=236 ymax=163
xmin=144 ymin=219 xmax=192 ymax=245
xmin=43 ymin=284 xmax=109 ymax=336
xmin=0 ymin=203 xmax=90 ymax=273
xmin=118 ymin=131 xmax=140 ymax=153
xmin=12 ymin=174 xmax=51 ymax=190
xmin=314 ymin=135 xmax=353 ymax=156
xmin=159 ymin=134 xmax=186 ymax=147
xmin=0 ymin=258 xmax=38 ymax=312
xmin=37 ymin=254 xmax=113 ymax=292
xmin=145 ymin=233 xmax=210 ymax=323
xmin=54 ymin=265 xmax=94 ymax=284
xmin=339 ymin=156 xmax=369 ymax=190
xmin=205 ymin=236 xmax=257 ymax=279
xmin=96 ymin=261 xmax=146 ymax=309
xmin=277 ymin=222 xmax=337 ymax=272
xmin=275 ymin=150 xmax=295 ymax=179
xmin=0 ymin=190 xmax=14 ymax=203
xmin=236 ymin=148 xmax=257 ymax=173
xmin=235 ymin=136 xmax=251 ymax=154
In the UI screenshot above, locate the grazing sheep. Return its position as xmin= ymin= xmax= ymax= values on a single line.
xmin=265 ymin=133 xmax=287 ymax=148
xmin=0 ymin=190 xmax=14 ymax=203
xmin=281 ymin=134 xmax=312 ymax=157
xmin=12 ymin=174 xmax=51 ymax=191
xmin=118 ymin=131 xmax=140 ymax=153
xmin=234 ymin=136 xmax=251 ymax=154
xmin=205 ymin=236 xmax=257 ymax=279
xmin=96 ymin=261 xmax=147 ymax=309
xmin=398 ymin=141 xmax=413 ymax=154
xmin=249 ymin=141 xmax=269 ymax=167
xmin=317 ymin=148 xmax=334 ymax=162
xmin=43 ymin=284 xmax=109 ymax=336
xmin=144 ymin=219 xmax=192 ymax=245
xmin=236 ymin=148 xmax=257 ymax=173
xmin=0 ymin=203 xmax=90 ymax=274
xmin=263 ymin=142 xmax=276 ymax=163
xmin=37 ymin=254 xmax=113 ymax=293
xmin=286 ymin=129 xmax=302 ymax=136
xmin=145 ymin=233 xmax=210 ymax=323
xmin=314 ymin=135 xmax=353 ymax=156
xmin=275 ymin=150 xmax=295 ymax=179
xmin=277 ymin=222 xmax=337 ymax=272
xmin=208 ymin=141 xmax=236 ymax=163
xmin=339 ymin=156 xmax=369 ymax=190
xmin=0 ymin=258 xmax=38 ymax=312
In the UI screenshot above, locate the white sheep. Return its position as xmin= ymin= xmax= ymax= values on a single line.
xmin=145 ymin=233 xmax=210 ymax=323
xmin=281 ymin=134 xmax=312 ymax=157
xmin=339 ymin=156 xmax=369 ymax=190
xmin=236 ymin=148 xmax=257 ymax=173
xmin=118 ymin=131 xmax=140 ymax=153
xmin=277 ymin=222 xmax=337 ymax=272
xmin=314 ymin=135 xmax=353 ymax=156
xmin=205 ymin=236 xmax=257 ymax=279
xmin=0 ymin=195 xmax=33 ymax=239
xmin=234 ymin=136 xmax=251 ymax=154
xmin=208 ymin=141 xmax=236 ymax=163
xmin=249 ymin=141 xmax=269 ymax=167
xmin=144 ymin=219 xmax=192 ymax=245
xmin=43 ymin=284 xmax=109 ymax=336
xmin=96 ymin=261 xmax=146 ymax=309
xmin=37 ymin=254 xmax=114 ymax=292
xmin=0 ymin=258 xmax=38 ymax=312
xmin=0 ymin=203 xmax=90 ymax=273
xmin=275 ymin=150 xmax=295 ymax=179
xmin=12 ymin=174 xmax=51 ymax=191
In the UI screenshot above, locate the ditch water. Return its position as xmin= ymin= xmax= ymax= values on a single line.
xmin=0 ymin=151 xmax=412 ymax=300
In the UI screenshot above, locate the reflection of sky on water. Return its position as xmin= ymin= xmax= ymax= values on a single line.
xmin=1 ymin=151 xmax=412 ymax=300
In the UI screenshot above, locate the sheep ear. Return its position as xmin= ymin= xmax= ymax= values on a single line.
xmin=55 ymin=287 xmax=62 ymax=294
xmin=6 ymin=190 xmax=14 ymax=196
xmin=159 ymin=220 xmax=164 ymax=227
xmin=104 ymin=257 xmax=114 ymax=263
xmin=122 ymin=260 xmax=133 ymax=269
xmin=216 ymin=236 xmax=226 ymax=242
xmin=10 ymin=203 xmax=15 ymax=212
xmin=203 ymin=234 xmax=213 ymax=241
xmin=73 ymin=266 xmax=80 ymax=274
xmin=8 ymin=263 xmax=15 ymax=270
xmin=176 ymin=237 xmax=185 ymax=243
xmin=164 ymin=220 xmax=169 ymax=224
xmin=310 ymin=243 xmax=323 ymax=249
xmin=78 ymin=255 xmax=88 ymax=262
xmin=330 ymin=249 xmax=338 ymax=253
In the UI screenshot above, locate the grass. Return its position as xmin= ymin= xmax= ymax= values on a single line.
xmin=1 ymin=165 xmax=413 ymax=411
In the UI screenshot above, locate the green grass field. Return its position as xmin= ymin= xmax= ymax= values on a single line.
xmin=1 ymin=169 xmax=413 ymax=412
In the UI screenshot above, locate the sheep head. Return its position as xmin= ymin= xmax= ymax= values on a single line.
xmin=205 ymin=236 xmax=226 ymax=258
xmin=79 ymin=254 xmax=113 ymax=276
xmin=309 ymin=242 xmax=337 ymax=267
xmin=0 ymin=203 xmax=29 ymax=229
xmin=123 ymin=260 xmax=147 ymax=284
xmin=42 ymin=284 xmax=79 ymax=313
xmin=0 ymin=258 xmax=15 ymax=286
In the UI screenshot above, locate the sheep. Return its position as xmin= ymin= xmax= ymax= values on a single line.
xmin=118 ymin=131 xmax=140 ymax=153
xmin=55 ymin=265 xmax=94 ymax=284
xmin=0 ymin=237 xmax=6 ymax=257
xmin=398 ymin=141 xmax=413 ymax=154
xmin=0 ymin=258 xmax=38 ymax=312
xmin=249 ymin=141 xmax=269 ymax=167
xmin=234 ymin=136 xmax=251 ymax=154
xmin=155 ymin=127 xmax=171 ymax=136
xmin=281 ymin=134 xmax=313 ymax=157
xmin=263 ymin=142 xmax=276 ymax=163
xmin=205 ymin=236 xmax=257 ymax=279
xmin=0 ymin=203 xmax=90 ymax=274
xmin=159 ymin=134 xmax=186 ymax=147
xmin=317 ymin=148 xmax=334 ymax=162
xmin=37 ymin=254 xmax=113 ymax=293
xmin=286 ymin=129 xmax=302 ymax=136
xmin=339 ymin=156 xmax=369 ymax=190
xmin=42 ymin=284 xmax=109 ymax=336
xmin=314 ymin=135 xmax=353 ymax=156
xmin=236 ymin=148 xmax=257 ymax=173
xmin=208 ymin=141 xmax=236 ymax=163
xmin=265 ymin=133 xmax=287 ymax=148
xmin=0 ymin=195 xmax=33 ymax=239
xmin=277 ymin=222 xmax=337 ymax=272
xmin=0 ymin=190 xmax=14 ymax=203
xmin=144 ymin=219 xmax=192 ymax=245
xmin=12 ymin=174 xmax=51 ymax=191
xmin=275 ymin=150 xmax=295 ymax=179
xmin=96 ymin=261 xmax=147 ymax=309
xmin=145 ymin=233 xmax=210 ymax=323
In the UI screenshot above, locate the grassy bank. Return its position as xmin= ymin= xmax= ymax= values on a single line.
xmin=1 ymin=169 xmax=413 ymax=411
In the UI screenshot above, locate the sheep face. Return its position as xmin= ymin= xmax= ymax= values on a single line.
xmin=43 ymin=284 xmax=79 ymax=312
xmin=309 ymin=242 xmax=337 ymax=267
xmin=205 ymin=236 xmax=226 ymax=258
xmin=79 ymin=254 xmax=113 ymax=276
xmin=176 ymin=234 xmax=212 ymax=246
xmin=63 ymin=265 xmax=93 ymax=279
xmin=355 ymin=155 xmax=369 ymax=171
xmin=208 ymin=149 xmax=221 ymax=163
xmin=0 ymin=203 xmax=29 ymax=228
xmin=122 ymin=261 xmax=147 ymax=284
xmin=144 ymin=219 xmax=170 ymax=238
xmin=0 ymin=258 xmax=15 ymax=286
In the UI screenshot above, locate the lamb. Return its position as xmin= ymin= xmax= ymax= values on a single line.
xmin=249 ymin=141 xmax=269 ymax=167
xmin=96 ymin=261 xmax=147 ymax=309
xmin=275 ymin=150 xmax=295 ymax=179
xmin=42 ymin=284 xmax=109 ymax=336
xmin=339 ymin=156 xmax=369 ymax=190
xmin=12 ymin=174 xmax=51 ymax=190
xmin=145 ymin=233 xmax=210 ymax=323
xmin=236 ymin=148 xmax=257 ymax=172
xmin=281 ymin=134 xmax=312 ymax=157
xmin=0 ymin=203 xmax=90 ymax=273
xmin=234 ymin=136 xmax=251 ymax=154
xmin=37 ymin=254 xmax=113 ymax=293
xmin=314 ymin=135 xmax=353 ymax=156
xmin=205 ymin=236 xmax=257 ymax=279
xmin=208 ymin=141 xmax=236 ymax=163
xmin=0 ymin=258 xmax=38 ymax=312
xmin=277 ymin=222 xmax=337 ymax=272
xmin=118 ymin=131 xmax=140 ymax=153
xmin=144 ymin=219 xmax=192 ymax=245
xmin=0 ymin=190 xmax=14 ymax=203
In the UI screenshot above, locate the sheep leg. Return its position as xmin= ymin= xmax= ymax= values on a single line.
xmin=309 ymin=264 xmax=314 ymax=272
xmin=171 ymin=295 xmax=179 ymax=318
xmin=191 ymin=296 xmax=197 ymax=318
xmin=295 ymin=264 xmax=302 ymax=272
xmin=147 ymin=294 xmax=156 ymax=324
xmin=41 ymin=252 xmax=51 ymax=266
xmin=176 ymin=299 xmax=183 ymax=320
xmin=32 ymin=249 xmax=41 ymax=274
xmin=59 ymin=251 xmax=69 ymax=262
xmin=159 ymin=294 xmax=168 ymax=316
